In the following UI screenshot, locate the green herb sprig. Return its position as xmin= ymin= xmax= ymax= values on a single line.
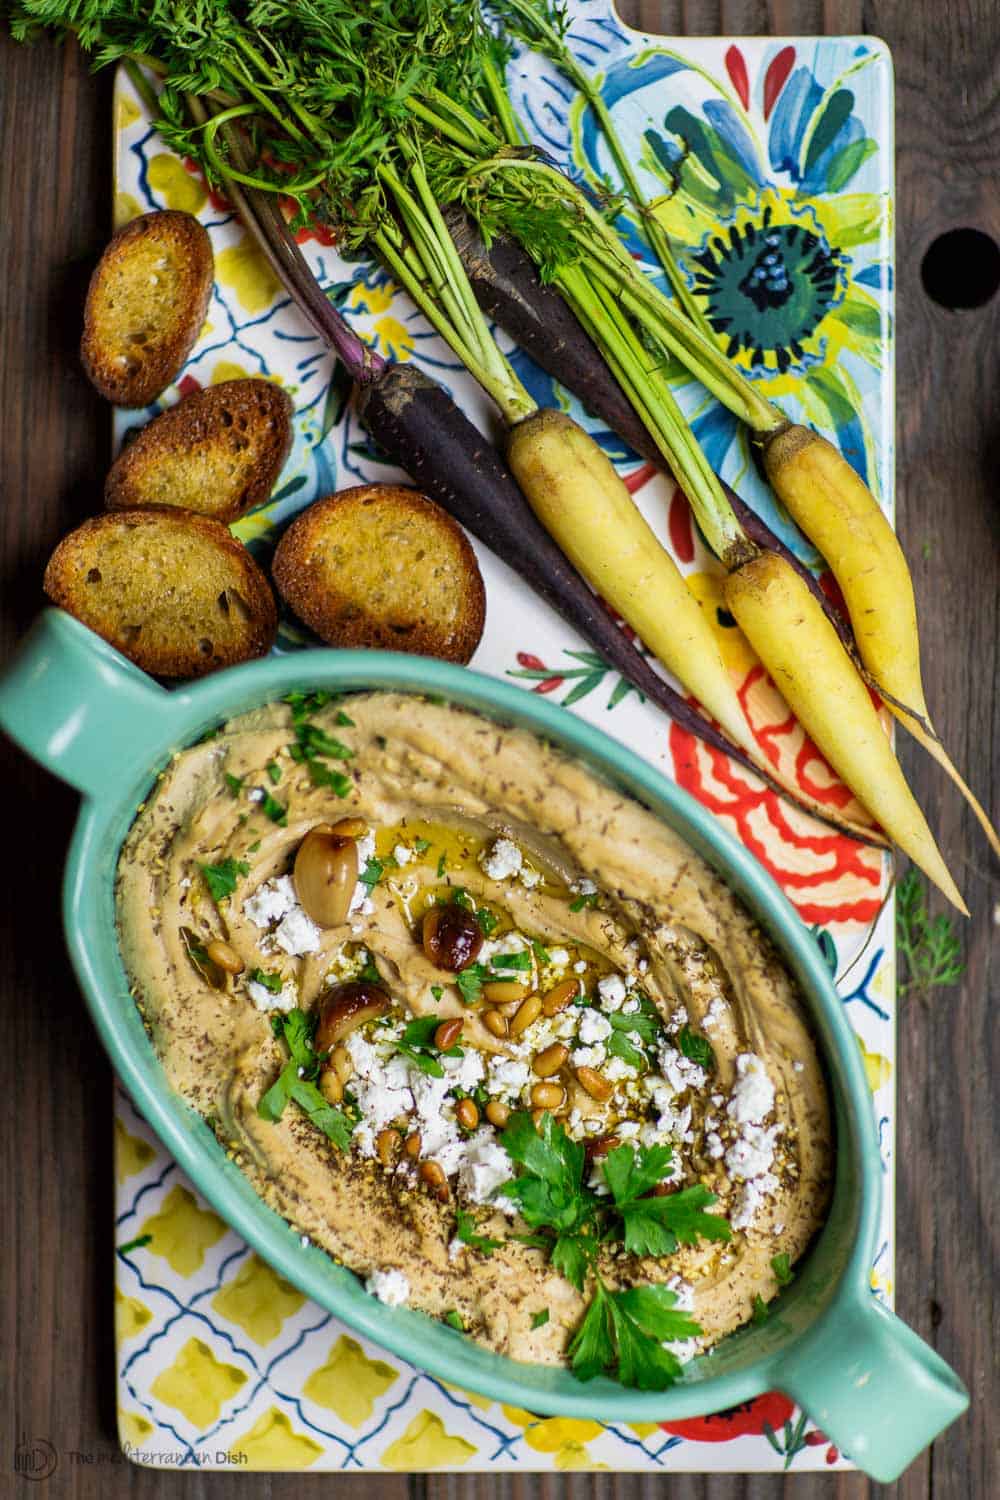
xmin=258 ymin=1008 xmax=355 ymax=1149
xmin=896 ymin=869 xmax=965 ymax=1000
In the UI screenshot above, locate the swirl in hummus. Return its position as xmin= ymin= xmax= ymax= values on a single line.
xmin=116 ymin=691 xmax=832 ymax=1376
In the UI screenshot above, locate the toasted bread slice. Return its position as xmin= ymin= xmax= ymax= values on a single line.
xmin=105 ymin=379 xmax=294 ymax=522
xmin=272 ymin=485 xmax=485 ymax=663
xmin=44 ymin=508 xmax=277 ymax=679
xmin=81 ymin=210 xmax=214 ymax=407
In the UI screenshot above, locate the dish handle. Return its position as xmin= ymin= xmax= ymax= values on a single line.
xmin=0 ymin=610 xmax=173 ymax=799
xmin=773 ymin=1293 xmax=968 ymax=1481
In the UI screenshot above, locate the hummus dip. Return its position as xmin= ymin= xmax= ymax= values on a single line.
xmin=117 ymin=691 xmax=832 ymax=1371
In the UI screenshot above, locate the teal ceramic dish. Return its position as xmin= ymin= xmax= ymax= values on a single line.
xmin=0 ymin=610 xmax=967 ymax=1480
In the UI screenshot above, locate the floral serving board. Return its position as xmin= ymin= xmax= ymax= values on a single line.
xmin=111 ymin=3 xmax=894 ymax=1473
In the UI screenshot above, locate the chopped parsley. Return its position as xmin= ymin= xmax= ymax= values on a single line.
xmin=307 ymin=761 xmax=353 ymax=796
xmin=606 ymin=993 xmax=664 ymax=1071
xmin=531 ymin=1308 xmax=550 ymax=1329
xmin=413 ymin=837 xmax=432 ymax=854
xmin=476 ymin=907 xmax=499 ymax=937
xmin=451 ymin=887 xmax=473 ymax=909
xmin=456 ymin=962 xmax=490 ymax=1005
xmin=224 ymin=772 xmax=244 ymax=797
xmin=200 ymin=858 xmax=250 ymax=903
xmin=569 ymin=1282 xmax=700 ymax=1389
xmin=436 ymin=852 xmax=447 ymax=877
xmin=454 ymin=1208 xmax=501 ymax=1257
xmin=258 ymin=1008 xmax=354 ymax=1149
xmin=359 ymin=857 xmax=384 ymax=891
xmin=531 ymin=940 xmax=552 ymax=965
xmin=443 ymin=1310 xmax=465 ymax=1331
xmin=569 ymin=890 xmax=599 ymax=912
xmin=249 ymin=968 xmax=284 ymax=994
xmin=266 ymin=761 xmax=282 ymax=785
xmin=678 ymin=1024 xmax=715 ymax=1072
xmin=770 ymin=1252 xmax=793 ymax=1286
xmin=430 ymin=985 xmax=443 ymax=1002
xmin=491 ymin=950 xmax=532 ymax=971
xmin=258 ymin=789 xmax=287 ymax=825
xmin=359 ymin=956 xmax=381 ymax=984
xmin=751 ymin=1294 xmax=770 ymax=1325
xmin=334 ymin=710 xmax=355 ymax=727
xmin=395 ymin=1015 xmax=462 ymax=1077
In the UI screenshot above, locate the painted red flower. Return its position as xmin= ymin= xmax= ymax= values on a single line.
xmin=661 ymin=1391 xmax=795 ymax=1442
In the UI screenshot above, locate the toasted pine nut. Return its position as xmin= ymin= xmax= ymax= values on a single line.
xmin=376 ymin=1129 xmax=401 ymax=1167
xmin=542 ymin=978 xmax=580 ymax=1016
xmin=531 ymin=1081 xmax=565 ymax=1110
xmin=419 ymin=1159 xmax=449 ymax=1201
xmin=205 ymin=938 xmax=243 ymax=974
xmin=455 ymin=1098 xmax=479 ymax=1130
xmin=510 ymin=993 xmax=542 ymax=1037
xmin=533 ymin=1043 xmax=569 ymax=1078
xmin=483 ymin=1009 xmax=508 ymax=1038
xmin=482 ymin=979 xmax=532 ymax=1004
xmin=331 ymin=1044 xmax=354 ymax=1085
xmin=329 ymin=816 xmax=367 ymax=838
xmin=404 ymin=1132 xmax=422 ymax=1158
xmin=434 ymin=1017 xmax=464 ymax=1051
xmin=575 ymin=1065 xmax=614 ymax=1101
xmin=485 ymin=1100 xmax=510 ymax=1128
xmin=318 ymin=1067 xmax=343 ymax=1105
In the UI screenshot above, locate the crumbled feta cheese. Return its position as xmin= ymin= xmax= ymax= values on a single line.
xmin=486 ymin=1057 xmax=530 ymax=1101
xmin=519 ymin=866 xmax=542 ymax=889
xmin=247 ymin=786 xmax=266 ymax=803
xmin=577 ymin=1009 xmax=612 ymax=1045
xmin=705 ymin=1129 xmax=724 ymax=1160
xmin=792 ymin=1060 xmax=805 ymax=1074
xmin=658 ymin=1044 xmax=707 ymax=1095
xmin=456 ymin=1129 xmax=516 ymax=1213
xmin=443 ymin=1048 xmax=485 ymax=1092
xmin=703 ymin=996 xmax=727 ymax=1032
xmin=365 ymin=1268 xmax=410 ymax=1307
xmin=393 ymin=843 xmax=413 ymax=866
xmin=480 ymin=837 xmax=523 ymax=881
xmin=572 ymin=960 xmax=588 ymax=974
xmin=616 ymin=1120 xmax=641 ymax=1139
xmin=247 ymin=977 xmax=298 ymax=1012
xmin=548 ymin=947 xmax=570 ymax=967
xmin=576 ymin=877 xmax=597 ymax=896
xmin=725 ymin=1122 xmax=780 ymax=1182
xmin=571 ymin=1044 xmax=606 ymax=1069
xmin=244 ymin=875 xmax=297 ymax=928
xmin=348 ymin=831 xmax=377 ymax=914
xmin=730 ymin=1171 xmax=780 ymax=1231
xmin=448 ymin=1236 xmax=464 ymax=1263
xmin=597 ymin=974 xmax=627 ymax=1011
xmin=727 ymin=1053 xmax=775 ymax=1125
xmin=604 ymin=1055 xmax=637 ymax=1083
xmin=274 ymin=904 xmax=322 ymax=957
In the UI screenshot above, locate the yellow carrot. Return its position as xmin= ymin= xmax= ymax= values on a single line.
xmin=763 ymin=424 xmax=998 ymax=857
xmin=506 ymin=408 xmax=757 ymax=758
xmin=724 ymin=550 xmax=967 ymax=914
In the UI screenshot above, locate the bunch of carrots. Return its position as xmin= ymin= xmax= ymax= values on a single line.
xmin=8 ymin=0 xmax=996 ymax=914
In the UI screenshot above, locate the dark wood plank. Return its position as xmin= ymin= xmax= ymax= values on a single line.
xmin=1 ymin=3 xmax=996 ymax=1498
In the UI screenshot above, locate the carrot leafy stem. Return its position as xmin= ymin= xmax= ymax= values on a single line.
xmin=896 ymin=869 xmax=965 ymax=1000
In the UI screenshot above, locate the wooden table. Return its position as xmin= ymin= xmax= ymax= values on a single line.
xmin=1 ymin=3 xmax=996 ymax=1496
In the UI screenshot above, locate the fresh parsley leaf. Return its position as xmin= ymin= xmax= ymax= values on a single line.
xmin=224 ymin=772 xmax=244 ymax=797
xmin=258 ymin=1062 xmax=298 ymax=1122
xmin=443 ymin=1310 xmax=465 ymax=1331
xmin=413 ymin=837 xmax=431 ymax=854
xmin=266 ymin=761 xmax=282 ymax=784
xmin=359 ymin=857 xmax=384 ymax=891
xmin=569 ymin=1281 xmax=699 ymax=1390
xmin=289 ymin=1078 xmax=354 ymax=1148
xmin=258 ymin=790 xmax=287 ymax=825
xmin=897 ymin=869 xmax=965 ymax=1000
xmin=569 ymin=890 xmax=599 ymax=912
xmin=678 ymin=1024 xmax=715 ymax=1072
xmin=602 ymin=1145 xmax=731 ymax=1257
xmin=298 ymin=723 xmax=355 ymax=760
xmin=246 ymin=839 xmax=261 ymax=853
xmin=531 ymin=1308 xmax=550 ymax=1329
xmin=490 ymin=950 xmax=532 ymax=971
xmin=359 ymin=957 xmax=381 ymax=984
xmin=117 ymin=1233 xmax=152 ymax=1255
xmin=752 ymin=1294 xmax=770 ymax=1325
xmin=430 ymin=984 xmax=443 ymax=1002
xmin=451 ymin=886 xmax=473 ymax=909
xmin=456 ymin=963 xmax=490 ymax=1005
xmin=531 ymin=940 xmax=551 ymax=964
xmin=307 ymin=761 xmax=352 ymax=796
xmin=436 ymin=852 xmax=447 ymax=877
xmin=476 ymin=906 xmax=498 ymax=937
xmin=249 ymin=968 xmax=284 ymax=994
xmin=606 ymin=1028 xmax=647 ymax=1070
xmin=602 ymin=1142 xmax=675 ymax=1205
xmin=454 ymin=1208 xmax=501 ymax=1257
xmin=395 ymin=1014 xmax=462 ymax=1077
xmin=770 ymin=1253 xmax=793 ymax=1287
xmin=200 ymin=858 xmax=250 ymax=903
xmin=335 ymin=710 xmax=355 ymax=727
